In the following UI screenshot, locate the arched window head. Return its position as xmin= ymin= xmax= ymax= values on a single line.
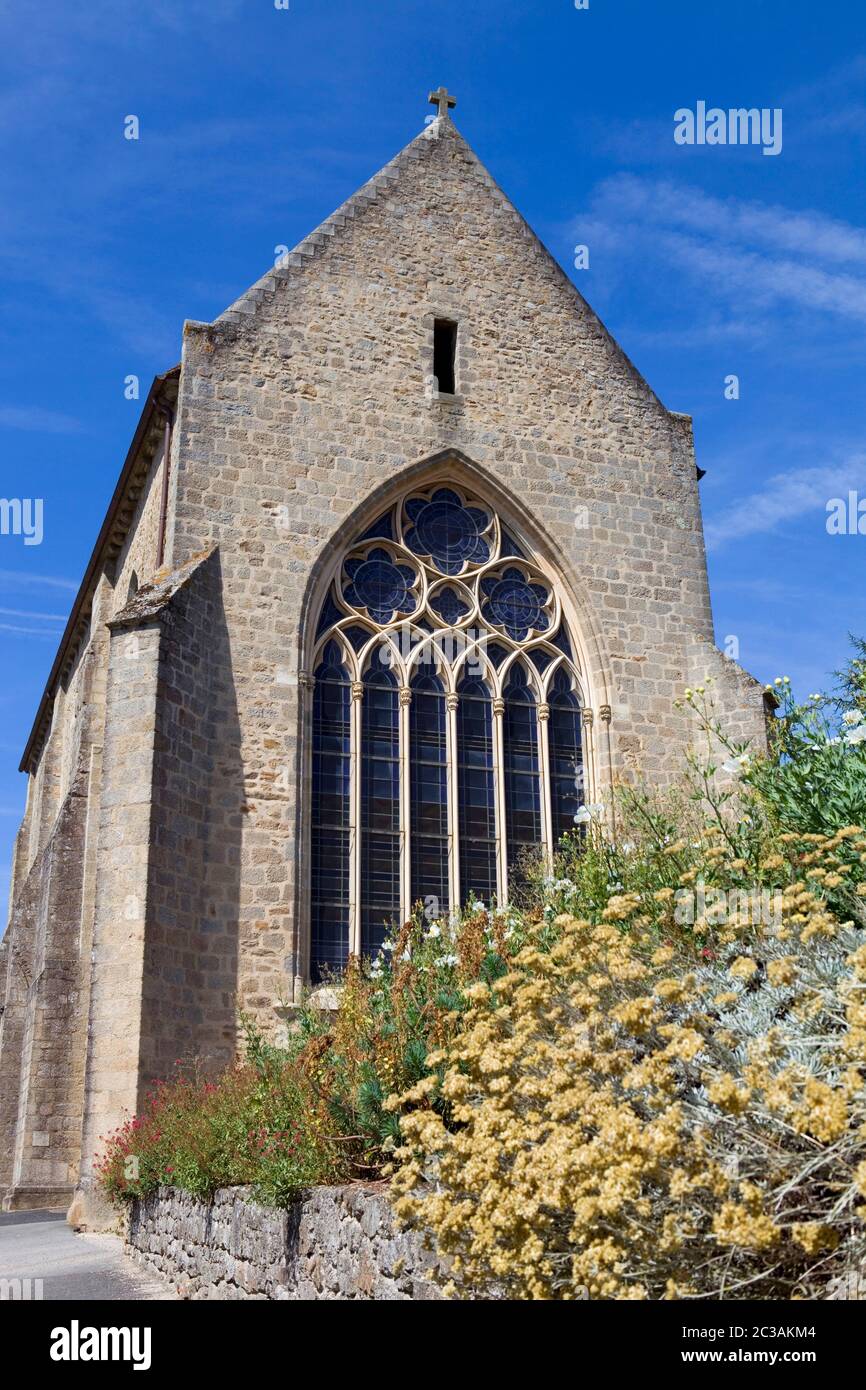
xmin=307 ymin=479 xmax=586 ymax=978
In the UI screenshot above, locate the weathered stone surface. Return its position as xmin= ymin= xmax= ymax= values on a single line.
xmin=125 ymin=1185 xmax=445 ymax=1301
xmin=1 ymin=108 xmax=770 ymax=1217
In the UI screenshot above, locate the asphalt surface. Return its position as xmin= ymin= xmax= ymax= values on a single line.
xmin=0 ymin=1210 xmax=176 ymax=1301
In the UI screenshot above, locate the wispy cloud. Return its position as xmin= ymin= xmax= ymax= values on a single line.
xmin=0 ymin=569 xmax=77 ymax=591
xmin=705 ymin=459 xmax=866 ymax=550
xmin=571 ymin=175 xmax=866 ymax=343
xmin=0 ymin=622 xmax=63 ymax=638
xmin=590 ymin=176 xmax=866 ymax=268
xmin=0 ymin=607 xmax=67 ymax=620
xmin=0 ymin=405 xmax=82 ymax=433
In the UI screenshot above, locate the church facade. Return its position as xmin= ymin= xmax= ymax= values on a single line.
xmin=0 ymin=96 xmax=767 ymax=1219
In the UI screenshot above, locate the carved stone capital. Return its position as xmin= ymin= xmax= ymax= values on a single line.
xmin=351 ymin=681 xmax=364 ymax=702
xmin=582 ymin=708 xmax=594 ymax=728
xmin=493 ymin=697 xmax=505 ymax=717
xmin=599 ymin=704 xmax=612 ymax=724
xmin=538 ymin=702 xmax=550 ymax=723
xmin=446 ymin=693 xmax=459 ymax=712
xmin=399 ymin=687 xmax=412 ymax=708
xmin=298 ymin=671 xmax=314 ymax=693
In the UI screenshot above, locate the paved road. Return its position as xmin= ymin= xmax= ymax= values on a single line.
xmin=0 ymin=1210 xmax=175 ymax=1301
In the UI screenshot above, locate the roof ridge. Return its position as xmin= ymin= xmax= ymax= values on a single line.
xmin=211 ymin=115 xmax=673 ymax=415
xmin=215 ymin=118 xmax=448 ymax=327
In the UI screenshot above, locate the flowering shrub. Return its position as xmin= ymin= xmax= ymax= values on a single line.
xmin=98 ymin=642 xmax=866 ymax=1302
xmin=685 ymin=644 xmax=866 ymax=838
xmin=96 ymin=1034 xmax=339 ymax=1208
xmin=96 ymin=909 xmax=530 ymax=1205
xmin=388 ymin=824 xmax=866 ymax=1300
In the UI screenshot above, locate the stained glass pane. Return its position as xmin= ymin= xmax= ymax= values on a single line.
xmin=499 ymin=529 xmax=527 ymax=559
xmin=528 ymin=647 xmax=553 ymax=674
xmin=405 ymin=491 xmax=490 ymax=575
xmin=310 ymin=641 xmax=351 ymax=982
xmin=429 ymin=585 xmax=469 ymax=625
xmin=344 ymin=549 xmax=416 ymax=623
xmin=315 ymin=588 xmax=343 ymax=639
xmin=343 ymin=624 xmax=372 ymax=653
xmin=360 ymin=667 xmax=401 ymax=958
xmin=359 ymin=510 xmax=394 ymax=542
xmin=503 ymin=666 xmax=541 ymax=898
xmin=457 ymin=675 xmax=497 ymax=906
xmin=410 ymin=671 xmax=449 ymax=919
xmin=485 ymin=641 xmax=510 ymax=669
xmin=480 ymin=568 xmax=549 ymax=641
xmin=548 ymin=668 xmax=583 ymax=845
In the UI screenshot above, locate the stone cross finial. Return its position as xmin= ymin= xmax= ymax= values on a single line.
xmin=428 ymin=86 xmax=456 ymax=120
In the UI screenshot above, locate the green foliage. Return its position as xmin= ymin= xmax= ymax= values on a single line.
xmin=97 ymin=637 xmax=866 ymax=1283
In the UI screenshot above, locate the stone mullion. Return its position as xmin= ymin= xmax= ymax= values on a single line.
xmin=538 ymin=700 xmax=553 ymax=870
xmin=296 ymin=672 xmax=315 ymax=995
xmin=446 ymin=692 xmax=460 ymax=916
xmin=349 ymin=681 xmax=364 ymax=958
xmin=599 ymin=704 xmax=615 ymax=834
xmin=582 ymin=707 xmax=596 ymax=811
xmin=492 ymin=697 xmax=507 ymax=906
xmin=399 ymin=687 xmax=412 ymax=924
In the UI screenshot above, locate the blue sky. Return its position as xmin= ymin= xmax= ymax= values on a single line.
xmin=1 ymin=0 xmax=865 ymax=905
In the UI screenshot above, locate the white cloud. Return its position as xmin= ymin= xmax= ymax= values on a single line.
xmin=0 ymin=569 xmax=77 ymax=591
xmin=0 ymin=405 xmax=82 ymax=433
xmin=705 ymin=460 xmax=866 ymax=550
xmin=591 ymin=175 xmax=866 ymax=267
xmin=571 ymin=176 xmax=866 ymax=335
xmin=0 ymin=607 xmax=68 ymax=620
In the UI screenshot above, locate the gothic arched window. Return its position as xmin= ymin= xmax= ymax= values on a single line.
xmin=307 ymin=482 xmax=586 ymax=979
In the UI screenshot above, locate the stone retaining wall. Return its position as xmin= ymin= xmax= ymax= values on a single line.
xmin=126 ymin=1184 xmax=444 ymax=1300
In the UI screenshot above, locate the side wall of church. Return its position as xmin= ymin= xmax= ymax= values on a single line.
xmin=113 ymin=431 xmax=169 ymax=613
xmin=164 ymin=120 xmax=766 ymax=1029
xmin=1 ymin=430 xmax=171 ymax=1208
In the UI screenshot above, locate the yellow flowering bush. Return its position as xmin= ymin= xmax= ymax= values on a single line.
xmin=389 ymin=827 xmax=866 ymax=1300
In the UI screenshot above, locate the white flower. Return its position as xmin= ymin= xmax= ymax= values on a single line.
xmin=810 ymin=693 xmax=822 ymax=702
xmin=426 ymin=923 xmax=441 ymax=939
xmin=381 ymin=940 xmax=394 ymax=953
xmin=722 ymin=752 xmax=751 ymax=775
xmin=845 ymin=725 xmax=866 ymax=745
xmin=435 ymin=953 xmax=458 ymax=968
xmin=842 ymin=709 xmax=864 ymax=726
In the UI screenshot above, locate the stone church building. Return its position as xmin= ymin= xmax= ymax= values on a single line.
xmin=0 ymin=92 xmax=766 ymax=1219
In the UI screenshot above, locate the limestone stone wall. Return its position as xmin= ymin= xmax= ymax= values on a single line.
xmin=126 ymin=1184 xmax=445 ymax=1300
xmin=140 ymin=548 xmax=241 ymax=1077
xmin=167 ymin=115 xmax=766 ymax=1021
xmin=113 ymin=430 xmax=169 ymax=617
xmin=2 ymin=113 xmax=770 ymax=1218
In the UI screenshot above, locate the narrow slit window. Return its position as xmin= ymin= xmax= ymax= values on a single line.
xmin=433 ymin=319 xmax=457 ymax=395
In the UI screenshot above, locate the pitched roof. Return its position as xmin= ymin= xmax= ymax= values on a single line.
xmin=212 ymin=112 xmax=670 ymax=418
xmin=19 ymin=367 xmax=179 ymax=773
